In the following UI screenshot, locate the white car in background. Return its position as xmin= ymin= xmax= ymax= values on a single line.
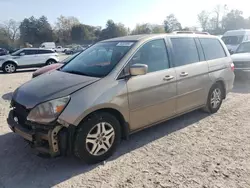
xmin=222 ymin=29 xmax=250 ymax=54
xmin=0 ymin=48 xmax=59 ymax=73
xmin=231 ymin=41 xmax=250 ymax=77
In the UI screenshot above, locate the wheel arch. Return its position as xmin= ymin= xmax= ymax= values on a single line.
xmin=2 ymin=60 xmax=18 ymax=67
xmin=77 ymin=108 xmax=130 ymax=140
xmin=213 ymin=79 xmax=226 ymax=99
xmin=46 ymin=58 xmax=58 ymax=64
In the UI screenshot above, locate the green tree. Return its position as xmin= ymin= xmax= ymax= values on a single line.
xmin=151 ymin=24 xmax=165 ymax=34
xmin=99 ymin=20 xmax=128 ymax=40
xmin=131 ymin=24 xmax=151 ymax=35
xmin=55 ymin=15 xmax=80 ymax=44
xmin=164 ymin=14 xmax=182 ymax=33
xmin=19 ymin=16 xmax=53 ymax=46
xmin=222 ymin=10 xmax=245 ymax=31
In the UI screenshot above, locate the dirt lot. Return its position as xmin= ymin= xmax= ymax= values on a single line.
xmin=0 ymin=71 xmax=250 ymax=188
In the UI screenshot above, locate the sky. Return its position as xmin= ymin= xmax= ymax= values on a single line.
xmin=0 ymin=0 xmax=249 ymax=29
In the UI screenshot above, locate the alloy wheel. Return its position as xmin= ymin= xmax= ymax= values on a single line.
xmin=5 ymin=64 xmax=16 ymax=73
xmin=211 ymin=88 xmax=221 ymax=109
xmin=86 ymin=122 xmax=115 ymax=156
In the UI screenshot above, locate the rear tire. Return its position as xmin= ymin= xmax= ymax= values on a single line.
xmin=74 ymin=112 xmax=121 ymax=164
xmin=3 ymin=62 xmax=16 ymax=73
xmin=46 ymin=59 xmax=57 ymax=65
xmin=203 ymin=83 xmax=224 ymax=113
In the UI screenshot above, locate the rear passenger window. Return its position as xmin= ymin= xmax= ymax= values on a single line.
xmin=39 ymin=50 xmax=54 ymax=54
xmin=199 ymin=38 xmax=226 ymax=60
xmin=171 ymin=38 xmax=199 ymax=67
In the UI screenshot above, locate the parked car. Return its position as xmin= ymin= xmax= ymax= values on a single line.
xmin=32 ymin=53 xmax=80 ymax=78
xmin=0 ymin=48 xmax=59 ymax=73
xmin=0 ymin=48 xmax=8 ymax=56
xmin=7 ymin=34 xmax=234 ymax=164
xmin=65 ymin=45 xmax=85 ymax=54
xmin=231 ymin=41 xmax=250 ymax=77
xmin=221 ymin=29 xmax=250 ymax=54
xmin=40 ymin=42 xmax=56 ymax=50
xmin=54 ymin=46 xmax=70 ymax=53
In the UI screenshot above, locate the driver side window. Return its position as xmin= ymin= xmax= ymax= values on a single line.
xmin=128 ymin=39 xmax=169 ymax=73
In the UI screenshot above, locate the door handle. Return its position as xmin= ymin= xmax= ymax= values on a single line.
xmin=163 ymin=75 xmax=174 ymax=81
xmin=180 ymin=72 xmax=188 ymax=77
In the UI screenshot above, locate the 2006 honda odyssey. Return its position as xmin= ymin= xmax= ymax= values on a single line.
xmin=7 ymin=34 xmax=235 ymax=164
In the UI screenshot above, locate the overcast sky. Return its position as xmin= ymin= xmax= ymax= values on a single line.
xmin=0 ymin=0 xmax=249 ymax=29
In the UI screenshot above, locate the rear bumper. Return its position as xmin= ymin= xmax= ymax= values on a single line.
xmin=234 ymin=69 xmax=250 ymax=79
xmin=7 ymin=110 xmax=72 ymax=157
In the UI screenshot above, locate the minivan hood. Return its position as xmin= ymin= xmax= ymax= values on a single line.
xmin=12 ymin=70 xmax=100 ymax=109
xmin=231 ymin=53 xmax=250 ymax=62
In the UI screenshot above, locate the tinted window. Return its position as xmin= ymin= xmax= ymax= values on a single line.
xmin=38 ymin=50 xmax=54 ymax=54
xmin=129 ymin=39 xmax=169 ymax=73
xmin=235 ymin=42 xmax=250 ymax=53
xmin=61 ymin=41 xmax=135 ymax=77
xmin=200 ymin=38 xmax=226 ymax=60
xmin=23 ymin=50 xmax=38 ymax=55
xmin=221 ymin=36 xmax=243 ymax=45
xmin=171 ymin=38 xmax=199 ymax=67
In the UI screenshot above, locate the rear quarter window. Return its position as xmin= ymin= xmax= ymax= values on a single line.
xmin=200 ymin=38 xmax=226 ymax=60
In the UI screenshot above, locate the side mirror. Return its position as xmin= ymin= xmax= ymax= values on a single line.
xmin=20 ymin=53 xmax=25 ymax=56
xmin=130 ymin=64 xmax=148 ymax=76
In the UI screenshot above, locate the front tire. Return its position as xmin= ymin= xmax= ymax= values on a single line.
xmin=203 ymin=83 xmax=223 ymax=113
xmin=3 ymin=62 xmax=16 ymax=73
xmin=74 ymin=112 xmax=121 ymax=164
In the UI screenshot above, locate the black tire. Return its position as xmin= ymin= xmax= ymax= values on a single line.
xmin=74 ymin=112 xmax=121 ymax=164
xmin=46 ymin=59 xmax=57 ymax=65
xmin=3 ymin=62 xmax=17 ymax=73
xmin=203 ymin=83 xmax=224 ymax=113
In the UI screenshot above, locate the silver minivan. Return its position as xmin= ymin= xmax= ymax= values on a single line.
xmin=7 ymin=34 xmax=235 ymax=164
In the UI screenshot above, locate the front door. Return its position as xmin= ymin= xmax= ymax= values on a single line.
xmin=170 ymin=37 xmax=209 ymax=114
xmin=16 ymin=49 xmax=38 ymax=66
xmin=126 ymin=39 xmax=177 ymax=131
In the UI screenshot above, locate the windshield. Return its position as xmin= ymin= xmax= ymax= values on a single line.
xmin=61 ymin=41 xmax=135 ymax=77
xmin=62 ymin=53 xmax=80 ymax=63
xmin=235 ymin=42 xmax=250 ymax=53
xmin=11 ymin=49 xmax=23 ymax=56
xmin=221 ymin=36 xmax=244 ymax=45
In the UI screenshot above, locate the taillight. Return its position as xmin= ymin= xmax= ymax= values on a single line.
xmin=231 ymin=62 xmax=235 ymax=71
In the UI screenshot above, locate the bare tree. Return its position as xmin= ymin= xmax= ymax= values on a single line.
xmin=1 ymin=19 xmax=20 ymax=44
xmin=197 ymin=11 xmax=210 ymax=31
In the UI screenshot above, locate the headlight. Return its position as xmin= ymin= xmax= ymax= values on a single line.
xmin=27 ymin=96 xmax=70 ymax=124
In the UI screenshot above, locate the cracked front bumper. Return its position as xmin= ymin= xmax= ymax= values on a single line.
xmin=7 ymin=110 xmax=65 ymax=157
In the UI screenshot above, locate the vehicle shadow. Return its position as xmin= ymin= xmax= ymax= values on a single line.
xmin=232 ymin=77 xmax=250 ymax=94
xmin=2 ymin=92 xmax=13 ymax=101
xmin=0 ymin=110 xmax=209 ymax=188
xmin=0 ymin=69 xmax=37 ymax=74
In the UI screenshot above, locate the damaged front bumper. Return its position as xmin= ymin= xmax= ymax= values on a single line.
xmin=7 ymin=110 xmax=74 ymax=157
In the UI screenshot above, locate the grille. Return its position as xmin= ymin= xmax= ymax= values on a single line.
xmin=234 ymin=61 xmax=250 ymax=68
xmin=12 ymin=100 xmax=30 ymax=128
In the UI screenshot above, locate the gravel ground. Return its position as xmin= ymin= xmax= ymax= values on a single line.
xmin=0 ymin=72 xmax=250 ymax=188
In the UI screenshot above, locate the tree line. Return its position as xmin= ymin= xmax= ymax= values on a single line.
xmin=1 ymin=4 xmax=250 ymax=49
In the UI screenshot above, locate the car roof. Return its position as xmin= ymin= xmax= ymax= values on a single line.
xmin=102 ymin=34 xmax=218 ymax=42
xmin=223 ymin=29 xmax=250 ymax=36
xmin=21 ymin=48 xmax=54 ymax=51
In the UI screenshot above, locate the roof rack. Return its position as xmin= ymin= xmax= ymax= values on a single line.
xmin=172 ymin=31 xmax=210 ymax=35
